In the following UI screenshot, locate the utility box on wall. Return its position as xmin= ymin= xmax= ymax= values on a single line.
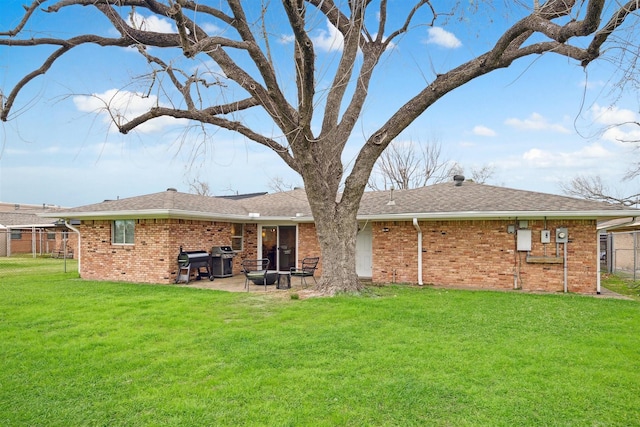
xmin=541 ymin=230 xmax=551 ymax=243
xmin=556 ymin=227 xmax=569 ymax=243
xmin=517 ymin=229 xmax=532 ymax=251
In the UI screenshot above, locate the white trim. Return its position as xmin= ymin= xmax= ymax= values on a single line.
xmin=41 ymin=208 xmax=634 ymax=223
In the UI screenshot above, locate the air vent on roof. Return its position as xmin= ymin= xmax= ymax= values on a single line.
xmin=167 ymin=188 xmax=177 ymax=192
xmin=386 ymin=187 xmax=396 ymax=206
xmin=453 ymin=175 xmax=465 ymax=186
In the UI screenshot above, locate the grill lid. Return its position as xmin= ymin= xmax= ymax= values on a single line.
xmin=211 ymin=246 xmax=234 ymax=254
xmin=177 ymin=250 xmax=210 ymax=266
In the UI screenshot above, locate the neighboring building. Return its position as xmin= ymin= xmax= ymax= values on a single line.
xmin=40 ymin=179 xmax=637 ymax=294
xmin=598 ymin=218 xmax=640 ymax=276
xmin=0 ymin=206 xmax=77 ymax=258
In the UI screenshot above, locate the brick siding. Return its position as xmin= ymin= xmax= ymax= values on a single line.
xmin=77 ymin=217 xmax=598 ymax=293
xmin=296 ymin=223 xmax=322 ymax=276
xmin=78 ymin=219 xmax=249 ymax=283
xmin=371 ymin=219 xmax=598 ymax=294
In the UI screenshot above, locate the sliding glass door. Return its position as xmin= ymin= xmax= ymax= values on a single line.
xmin=260 ymin=225 xmax=297 ymax=271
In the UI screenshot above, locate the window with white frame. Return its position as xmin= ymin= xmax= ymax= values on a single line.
xmin=112 ymin=220 xmax=135 ymax=244
xmin=231 ymin=223 xmax=243 ymax=251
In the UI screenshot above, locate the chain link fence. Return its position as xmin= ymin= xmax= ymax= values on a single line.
xmin=0 ymin=229 xmax=79 ymax=275
xmin=603 ymin=231 xmax=640 ymax=281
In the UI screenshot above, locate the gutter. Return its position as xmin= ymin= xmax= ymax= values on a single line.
xmin=413 ymin=218 xmax=423 ymax=285
xmin=357 ymin=210 xmax=636 ymax=222
xmin=65 ymin=220 xmax=81 ymax=274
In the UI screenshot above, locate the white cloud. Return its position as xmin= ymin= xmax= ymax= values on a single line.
xmin=472 ymin=125 xmax=496 ymax=137
xmin=601 ymin=126 xmax=640 ymax=144
xmin=505 ymin=112 xmax=570 ymax=133
xmin=278 ymin=34 xmax=295 ymax=44
xmin=73 ymin=89 xmax=186 ymax=134
xmin=425 ymin=27 xmax=461 ymax=49
xmin=129 ymin=13 xmax=175 ymax=33
xmin=590 ymin=104 xmax=640 ymax=143
xmin=590 ymin=104 xmax=637 ymax=125
xmin=312 ymin=20 xmax=344 ymax=52
xmin=521 ymin=142 xmax=613 ymax=168
xmin=282 ymin=27 xmax=395 ymax=52
xmin=200 ymin=22 xmax=223 ymax=35
xmin=580 ymin=78 xmax=605 ymax=90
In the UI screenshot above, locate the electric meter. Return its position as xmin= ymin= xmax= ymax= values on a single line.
xmin=556 ymin=228 xmax=568 ymax=243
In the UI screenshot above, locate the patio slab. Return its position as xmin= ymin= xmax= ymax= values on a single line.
xmin=175 ymin=273 xmax=305 ymax=293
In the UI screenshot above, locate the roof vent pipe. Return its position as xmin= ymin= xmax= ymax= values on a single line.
xmin=386 ymin=187 xmax=396 ymax=206
xmin=453 ymin=175 xmax=465 ymax=186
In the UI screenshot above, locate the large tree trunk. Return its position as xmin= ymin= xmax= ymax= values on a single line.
xmin=311 ymin=200 xmax=363 ymax=295
xmin=299 ymin=155 xmax=366 ymax=295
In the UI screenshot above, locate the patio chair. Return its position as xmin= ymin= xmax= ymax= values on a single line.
xmin=241 ymin=258 xmax=270 ymax=291
xmin=290 ymin=257 xmax=319 ymax=288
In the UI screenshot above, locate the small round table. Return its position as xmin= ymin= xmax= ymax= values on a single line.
xmin=277 ymin=271 xmax=291 ymax=289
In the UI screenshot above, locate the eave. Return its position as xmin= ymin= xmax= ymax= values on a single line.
xmin=355 ymin=210 xmax=635 ymax=222
xmin=39 ymin=209 xmax=304 ymax=223
xmin=40 ymin=208 xmax=635 ymax=224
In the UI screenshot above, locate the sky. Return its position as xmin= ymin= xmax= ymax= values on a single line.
xmin=1 ymin=1 xmax=639 ymax=208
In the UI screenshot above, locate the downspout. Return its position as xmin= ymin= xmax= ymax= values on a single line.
xmin=596 ymin=230 xmax=601 ymax=295
xmin=563 ymin=241 xmax=568 ymax=293
xmin=65 ymin=220 xmax=81 ymax=274
xmin=31 ymin=226 xmax=36 ymax=258
xmin=413 ymin=218 xmax=423 ymax=286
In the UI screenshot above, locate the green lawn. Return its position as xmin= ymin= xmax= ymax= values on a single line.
xmin=601 ymin=272 xmax=640 ymax=300
xmin=1 ymin=258 xmax=639 ymax=426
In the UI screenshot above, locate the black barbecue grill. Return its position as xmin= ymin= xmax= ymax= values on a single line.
xmin=175 ymin=248 xmax=214 ymax=283
xmin=211 ymin=245 xmax=236 ymax=278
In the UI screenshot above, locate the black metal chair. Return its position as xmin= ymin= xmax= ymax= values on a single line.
xmin=290 ymin=257 xmax=319 ymax=288
xmin=241 ymin=258 xmax=270 ymax=291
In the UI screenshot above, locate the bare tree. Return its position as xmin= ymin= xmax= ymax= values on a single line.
xmin=470 ymin=165 xmax=495 ymax=184
xmin=186 ymin=178 xmax=212 ymax=197
xmin=560 ymin=175 xmax=640 ymax=207
xmin=368 ymin=140 xmax=455 ymax=190
xmin=268 ymin=176 xmax=302 ymax=193
xmin=1 ymin=1 xmax=639 ymax=294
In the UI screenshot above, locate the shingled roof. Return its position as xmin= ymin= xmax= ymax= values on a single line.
xmin=0 ymin=212 xmax=59 ymax=228
xmin=41 ymin=181 xmax=635 ymax=222
xmin=357 ymin=181 xmax=631 ymax=219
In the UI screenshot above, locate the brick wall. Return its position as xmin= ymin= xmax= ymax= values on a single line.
xmin=77 ymin=217 xmax=598 ymax=293
xmin=371 ymin=219 xmax=598 ymax=294
xmin=297 ymin=223 xmax=322 ymax=276
xmin=79 ymin=219 xmax=249 ymax=283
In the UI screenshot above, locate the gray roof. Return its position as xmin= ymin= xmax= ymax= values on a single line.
xmin=41 ymin=181 xmax=636 ymax=222
xmin=358 ymin=181 xmax=631 ymax=219
xmin=0 ymin=212 xmax=59 ymax=228
xmin=47 ymin=189 xmax=250 ymax=220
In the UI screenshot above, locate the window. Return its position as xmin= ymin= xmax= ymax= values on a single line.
xmin=10 ymin=230 xmax=21 ymax=240
xmin=231 ymin=223 xmax=243 ymax=251
xmin=47 ymin=232 xmax=56 ymax=240
xmin=112 ymin=220 xmax=135 ymax=244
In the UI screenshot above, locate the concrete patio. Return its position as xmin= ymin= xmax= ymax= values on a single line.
xmin=175 ymin=272 xmax=310 ymax=293
xmin=174 ymin=272 xmax=632 ymax=300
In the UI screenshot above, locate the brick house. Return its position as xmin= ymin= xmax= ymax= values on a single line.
xmin=41 ymin=179 xmax=636 ymax=294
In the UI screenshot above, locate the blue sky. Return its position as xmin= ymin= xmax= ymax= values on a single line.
xmin=1 ymin=1 xmax=639 ymax=207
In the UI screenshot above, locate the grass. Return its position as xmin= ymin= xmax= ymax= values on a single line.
xmin=1 ymin=258 xmax=640 ymax=426
xmin=601 ymin=272 xmax=640 ymax=300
